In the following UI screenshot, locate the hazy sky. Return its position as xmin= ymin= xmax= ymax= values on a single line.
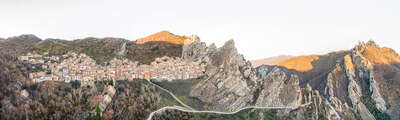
xmin=1 ymin=0 xmax=399 ymax=60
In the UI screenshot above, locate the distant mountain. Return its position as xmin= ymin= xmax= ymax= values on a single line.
xmin=250 ymin=55 xmax=293 ymax=67
xmin=0 ymin=34 xmax=42 ymax=55
xmin=136 ymin=30 xmax=194 ymax=45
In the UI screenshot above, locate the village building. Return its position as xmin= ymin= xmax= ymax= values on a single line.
xmin=19 ymin=52 xmax=205 ymax=83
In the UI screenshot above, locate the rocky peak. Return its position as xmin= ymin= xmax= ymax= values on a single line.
xmin=181 ymin=36 xmax=208 ymax=61
xmin=184 ymin=35 xmax=199 ymax=45
xmin=184 ymin=37 xmax=258 ymax=111
xmin=225 ymin=39 xmax=235 ymax=46
xmin=352 ymin=40 xmax=400 ymax=65
xmin=366 ymin=40 xmax=377 ymax=46
xmin=223 ymin=39 xmax=236 ymax=50
xmin=350 ymin=41 xmax=400 ymax=119
xmin=211 ymin=39 xmax=239 ymax=66
xmin=353 ymin=40 xmax=378 ymax=53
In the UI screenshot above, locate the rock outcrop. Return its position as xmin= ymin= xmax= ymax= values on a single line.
xmin=116 ymin=41 xmax=127 ymax=57
xmin=255 ymin=66 xmax=302 ymax=108
xmin=184 ymin=38 xmax=258 ymax=111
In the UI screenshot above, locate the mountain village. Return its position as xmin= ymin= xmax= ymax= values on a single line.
xmin=19 ymin=52 xmax=205 ymax=84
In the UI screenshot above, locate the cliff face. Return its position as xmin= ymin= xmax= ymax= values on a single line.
xmin=184 ymin=38 xmax=258 ymax=111
xmin=255 ymin=66 xmax=302 ymax=108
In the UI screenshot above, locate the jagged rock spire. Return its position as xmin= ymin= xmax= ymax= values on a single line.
xmin=366 ymin=39 xmax=377 ymax=47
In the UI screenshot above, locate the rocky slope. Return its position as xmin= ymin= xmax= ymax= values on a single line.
xmin=180 ymin=38 xmax=399 ymax=119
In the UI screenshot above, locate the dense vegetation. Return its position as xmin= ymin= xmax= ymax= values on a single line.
xmin=126 ymin=41 xmax=183 ymax=65
xmin=152 ymin=77 xmax=205 ymax=110
xmin=31 ymin=40 xmax=69 ymax=55
xmin=153 ymin=109 xmax=278 ymax=120
xmin=360 ymin=71 xmax=391 ymax=120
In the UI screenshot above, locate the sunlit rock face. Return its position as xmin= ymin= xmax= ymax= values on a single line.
xmin=136 ymin=31 xmax=193 ymax=45
xmin=185 ymin=39 xmax=257 ymax=111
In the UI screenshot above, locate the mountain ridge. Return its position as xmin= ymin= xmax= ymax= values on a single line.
xmin=0 ymin=32 xmax=399 ymax=120
xmin=250 ymin=55 xmax=293 ymax=67
xmin=136 ymin=30 xmax=194 ymax=45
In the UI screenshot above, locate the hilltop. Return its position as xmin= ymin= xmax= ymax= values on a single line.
xmin=254 ymin=40 xmax=400 ymax=72
xmin=136 ymin=31 xmax=194 ymax=45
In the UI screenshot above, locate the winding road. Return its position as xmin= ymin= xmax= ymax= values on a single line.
xmin=145 ymin=79 xmax=312 ymax=120
xmin=147 ymin=103 xmax=312 ymax=120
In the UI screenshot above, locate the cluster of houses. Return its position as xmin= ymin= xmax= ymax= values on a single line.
xmin=19 ymin=52 xmax=205 ymax=84
xmin=18 ymin=52 xmax=59 ymax=64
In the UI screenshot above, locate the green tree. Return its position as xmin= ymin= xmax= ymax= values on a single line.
xmin=94 ymin=105 xmax=103 ymax=120
xmin=71 ymin=80 xmax=81 ymax=89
